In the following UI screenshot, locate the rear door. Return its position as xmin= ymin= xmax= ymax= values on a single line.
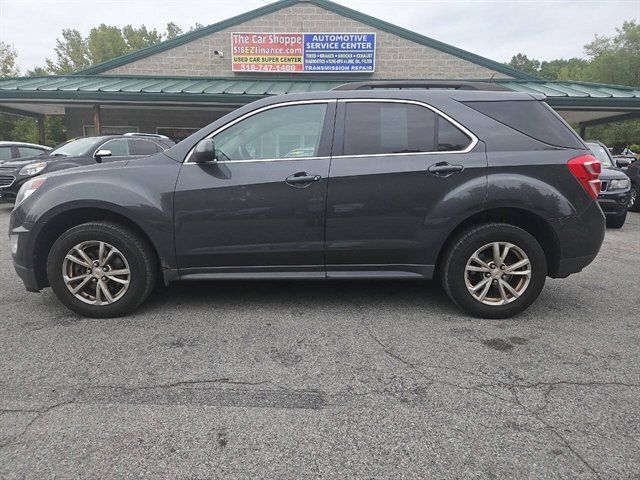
xmin=325 ymin=99 xmax=486 ymax=278
xmin=173 ymin=100 xmax=335 ymax=277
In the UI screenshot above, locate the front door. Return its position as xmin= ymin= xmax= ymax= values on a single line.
xmin=325 ymin=99 xmax=486 ymax=278
xmin=174 ymin=101 xmax=335 ymax=278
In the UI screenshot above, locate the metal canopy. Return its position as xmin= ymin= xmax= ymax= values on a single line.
xmin=0 ymin=75 xmax=638 ymax=125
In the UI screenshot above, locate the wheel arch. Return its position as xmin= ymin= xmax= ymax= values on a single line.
xmin=32 ymin=205 xmax=164 ymax=289
xmin=435 ymin=207 xmax=561 ymax=278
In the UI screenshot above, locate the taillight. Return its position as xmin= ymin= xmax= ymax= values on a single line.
xmin=567 ymin=154 xmax=601 ymax=199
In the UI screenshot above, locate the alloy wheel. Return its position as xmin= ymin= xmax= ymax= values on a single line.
xmin=464 ymin=242 xmax=531 ymax=306
xmin=62 ymin=240 xmax=131 ymax=305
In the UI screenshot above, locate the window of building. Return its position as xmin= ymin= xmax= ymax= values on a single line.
xmin=83 ymin=125 xmax=139 ymax=136
xmin=213 ymin=103 xmax=327 ymax=161
xmin=157 ymin=127 xmax=199 ymax=143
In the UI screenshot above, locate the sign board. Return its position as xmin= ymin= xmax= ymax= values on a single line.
xmin=231 ymin=33 xmax=376 ymax=73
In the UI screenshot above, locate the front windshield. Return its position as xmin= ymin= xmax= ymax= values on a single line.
xmin=587 ymin=143 xmax=613 ymax=168
xmin=49 ymin=137 xmax=105 ymax=157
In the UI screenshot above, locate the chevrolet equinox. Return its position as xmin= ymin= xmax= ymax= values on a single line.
xmin=9 ymin=81 xmax=606 ymax=319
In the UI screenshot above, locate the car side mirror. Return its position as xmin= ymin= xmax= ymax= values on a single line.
xmin=615 ymin=158 xmax=631 ymax=168
xmin=94 ymin=149 xmax=112 ymax=163
xmin=192 ymin=139 xmax=217 ymax=164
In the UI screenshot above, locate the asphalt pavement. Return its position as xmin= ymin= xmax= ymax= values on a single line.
xmin=1 ymin=202 xmax=639 ymax=479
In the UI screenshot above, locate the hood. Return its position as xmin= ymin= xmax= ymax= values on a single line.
xmin=0 ymin=154 xmax=50 ymax=168
xmin=599 ymin=167 xmax=629 ymax=181
xmin=43 ymin=158 xmax=131 ymax=179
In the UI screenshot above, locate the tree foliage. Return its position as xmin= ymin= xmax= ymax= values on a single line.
xmin=0 ymin=42 xmax=20 ymax=77
xmin=507 ymin=20 xmax=639 ymax=148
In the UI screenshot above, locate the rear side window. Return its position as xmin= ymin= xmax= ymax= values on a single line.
xmin=0 ymin=146 xmax=12 ymax=160
xmin=18 ymin=146 xmax=45 ymax=157
xmin=343 ymin=102 xmax=472 ymax=156
xmin=464 ymin=100 xmax=583 ymax=149
xmin=438 ymin=117 xmax=471 ymax=152
xmin=131 ymin=139 xmax=160 ymax=155
xmin=343 ymin=102 xmax=436 ymax=156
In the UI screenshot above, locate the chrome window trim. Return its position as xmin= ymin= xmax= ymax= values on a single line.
xmin=333 ymin=98 xmax=478 ymax=158
xmin=184 ymin=99 xmax=335 ymax=164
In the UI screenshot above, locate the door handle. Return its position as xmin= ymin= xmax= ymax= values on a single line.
xmin=286 ymin=172 xmax=321 ymax=187
xmin=427 ymin=162 xmax=464 ymax=177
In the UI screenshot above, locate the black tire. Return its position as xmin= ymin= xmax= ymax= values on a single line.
xmin=606 ymin=210 xmax=627 ymax=229
xmin=47 ymin=221 xmax=157 ymax=318
xmin=441 ymin=223 xmax=547 ymax=319
xmin=628 ymin=184 xmax=639 ymax=212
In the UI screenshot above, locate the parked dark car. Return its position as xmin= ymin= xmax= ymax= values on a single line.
xmin=586 ymin=141 xmax=631 ymax=228
xmin=0 ymin=133 xmax=174 ymax=202
xmin=0 ymin=141 xmax=50 ymax=163
xmin=10 ymin=82 xmax=606 ymax=319
xmin=625 ymin=159 xmax=640 ymax=212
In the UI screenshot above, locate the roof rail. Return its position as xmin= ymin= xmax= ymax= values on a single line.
xmin=331 ymin=80 xmax=512 ymax=92
xmin=123 ymin=132 xmax=170 ymax=140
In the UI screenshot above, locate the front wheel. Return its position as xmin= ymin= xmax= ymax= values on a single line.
xmin=441 ymin=223 xmax=547 ymax=319
xmin=47 ymin=221 xmax=157 ymax=318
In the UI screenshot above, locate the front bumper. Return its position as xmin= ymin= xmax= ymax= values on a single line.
xmin=597 ymin=189 xmax=630 ymax=216
xmin=13 ymin=262 xmax=40 ymax=292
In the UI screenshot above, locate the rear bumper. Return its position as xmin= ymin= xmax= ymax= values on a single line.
xmin=597 ymin=189 xmax=630 ymax=216
xmin=549 ymin=201 xmax=605 ymax=278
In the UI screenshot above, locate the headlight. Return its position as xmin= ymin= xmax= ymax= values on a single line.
xmin=15 ymin=177 xmax=47 ymax=206
xmin=608 ymin=179 xmax=630 ymax=191
xmin=19 ymin=162 xmax=47 ymax=177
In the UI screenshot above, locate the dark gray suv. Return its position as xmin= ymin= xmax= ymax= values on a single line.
xmin=9 ymin=82 xmax=606 ymax=319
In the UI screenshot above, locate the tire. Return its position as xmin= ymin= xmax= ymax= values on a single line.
xmin=47 ymin=221 xmax=157 ymax=318
xmin=606 ymin=210 xmax=627 ymax=229
xmin=628 ymin=184 xmax=639 ymax=212
xmin=441 ymin=223 xmax=547 ymax=319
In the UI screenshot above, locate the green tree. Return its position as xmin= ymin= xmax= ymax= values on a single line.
xmin=507 ymin=53 xmax=540 ymax=76
xmin=583 ymin=20 xmax=639 ymax=87
xmin=87 ymin=24 xmax=128 ymax=64
xmin=165 ymin=22 xmax=183 ymax=39
xmin=122 ymin=25 xmax=163 ymax=52
xmin=0 ymin=42 xmax=20 ymax=77
xmin=538 ymin=58 xmax=588 ymax=81
xmin=46 ymin=29 xmax=90 ymax=74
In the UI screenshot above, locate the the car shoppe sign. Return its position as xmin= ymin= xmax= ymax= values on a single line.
xmin=231 ymin=32 xmax=376 ymax=73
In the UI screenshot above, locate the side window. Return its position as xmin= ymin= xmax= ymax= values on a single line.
xmin=131 ymin=139 xmax=160 ymax=155
xmin=101 ymin=139 xmax=130 ymax=156
xmin=437 ymin=117 xmax=472 ymax=152
xmin=343 ymin=102 xmax=436 ymax=156
xmin=213 ymin=103 xmax=327 ymax=161
xmin=18 ymin=147 xmax=46 ymax=157
xmin=0 ymin=146 xmax=12 ymax=160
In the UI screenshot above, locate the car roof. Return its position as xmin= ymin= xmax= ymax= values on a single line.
xmin=0 ymin=141 xmax=51 ymax=149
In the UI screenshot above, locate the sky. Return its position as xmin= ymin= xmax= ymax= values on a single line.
xmin=1 ymin=0 xmax=639 ymax=72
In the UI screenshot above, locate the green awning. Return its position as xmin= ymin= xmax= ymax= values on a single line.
xmin=1 ymin=75 xmax=638 ymax=125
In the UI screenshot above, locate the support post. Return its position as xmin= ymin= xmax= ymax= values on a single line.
xmin=579 ymin=124 xmax=586 ymax=139
xmin=92 ymin=104 xmax=102 ymax=135
xmin=36 ymin=114 xmax=46 ymax=145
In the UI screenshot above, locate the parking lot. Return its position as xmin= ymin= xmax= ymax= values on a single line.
xmin=0 ymin=202 xmax=638 ymax=478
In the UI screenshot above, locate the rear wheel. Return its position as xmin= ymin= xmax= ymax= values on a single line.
xmin=47 ymin=222 xmax=157 ymax=318
xmin=606 ymin=210 xmax=627 ymax=229
xmin=441 ymin=223 xmax=547 ymax=319
xmin=628 ymin=184 xmax=639 ymax=212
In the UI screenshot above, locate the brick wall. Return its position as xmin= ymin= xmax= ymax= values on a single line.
xmin=105 ymin=3 xmax=511 ymax=79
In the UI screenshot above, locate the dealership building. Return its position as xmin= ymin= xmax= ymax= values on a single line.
xmin=0 ymin=0 xmax=638 ymax=144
